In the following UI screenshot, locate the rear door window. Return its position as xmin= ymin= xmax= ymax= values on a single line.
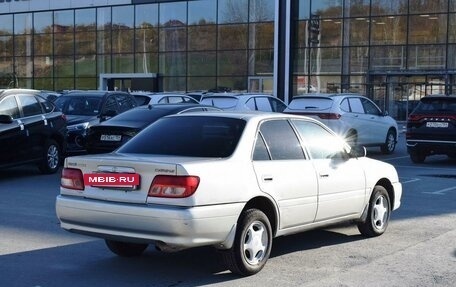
xmin=18 ymin=95 xmax=43 ymax=117
xmin=348 ymin=97 xmax=364 ymax=113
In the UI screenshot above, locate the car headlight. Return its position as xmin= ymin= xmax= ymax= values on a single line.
xmin=67 ymin=122 xmax=90 ymax=132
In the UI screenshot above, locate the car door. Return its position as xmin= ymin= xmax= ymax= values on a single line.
xmin=359 ymin=97 xmax=390 ymax=143
xmin=17 ymin=94 xmax=47 ymax=161
xmin=0 ymin=95 xmax=26 ymax=165
xmin=291 ymin=119 xmax=367 ymax=221
xmin=252 ymin=119 xmax=318 ymax=229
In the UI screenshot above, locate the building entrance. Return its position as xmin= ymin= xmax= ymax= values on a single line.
xmin=368 ymin=72 xmax=453 ymax=121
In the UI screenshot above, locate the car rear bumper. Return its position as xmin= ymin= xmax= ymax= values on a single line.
xmin=406 ymin=139 xmax=456 ymax=154
xmin=56 ymin=195 xmax=243 ymax=249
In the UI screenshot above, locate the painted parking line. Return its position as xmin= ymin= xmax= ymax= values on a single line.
xmin=400 ymin=178 xmax=420 ymax=184
xmin=422 ymin=186 xmax=456 ymax=195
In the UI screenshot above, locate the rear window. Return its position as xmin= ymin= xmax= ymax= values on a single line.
xmin=118 ymin=116 xmax=246 ymax=157
xmin=200 ymin=97 xmax=238 ymax=109
xmin=287 ymin=97 xmax=333 ymax=111
xmin=413 ymin=97 xmax=456 ymax=114
xmin=55 ymin=96 xmax=102 ymax=116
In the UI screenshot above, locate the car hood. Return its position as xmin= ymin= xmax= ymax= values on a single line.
xmin=66 ymin=115 xmax=99 ymax=126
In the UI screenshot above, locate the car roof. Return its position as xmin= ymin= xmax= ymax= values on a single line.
xmin=60 ymin=90 xmax=129 ymax=97
xmin=163 ymin=110 xmax=310 ymax=122
xmin=202 ymin=92 xmax=275 ymax=99
xmin=292 ymin=93 xmax=361 ymax=99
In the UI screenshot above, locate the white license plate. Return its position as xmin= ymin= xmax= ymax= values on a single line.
xmin=426 ymin=122 xmax=449 ymax=128
xmin=100 ymin=134 xmax=122 ymax=141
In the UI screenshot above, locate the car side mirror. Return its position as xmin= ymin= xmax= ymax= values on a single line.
xmin=0 ymin=114 xmax=14 ymax=124
xmin=99 ymin=110 xmax=117 ymax=122
xmin=350 ymin=145 xmax=367 ymax=158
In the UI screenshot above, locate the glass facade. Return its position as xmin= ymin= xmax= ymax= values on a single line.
xmin=1 ymin=0 xmax=456 ymax=120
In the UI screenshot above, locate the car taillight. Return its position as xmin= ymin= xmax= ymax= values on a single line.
xmin=318 ymin=113 xmax=341 ymax=119
xmin=61 ymin=168 xmax=84 ymax=190
xmin=408 ymin=114 xmax=423 ymax=122
xmin=148 ymin=175 xmax=200 ymax=198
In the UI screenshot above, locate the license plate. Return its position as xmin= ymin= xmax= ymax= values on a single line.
xmin=84 ymin=173 xmax=140 ymax=189
xmin=426 ymin=122 xmax=449 ymax=128
xmin=100 ymin=134 xmax=122 ymax=141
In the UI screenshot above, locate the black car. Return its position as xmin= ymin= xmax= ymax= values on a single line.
xmin=0 ymin=89 xmax=67 ymax=173
xmin=85 ymin=103 xmax=220 ymax=154
xmin=54 ymin=90 xmax=137 ymax=154
xmin=406 ymin=95 xmax=456 ymax=163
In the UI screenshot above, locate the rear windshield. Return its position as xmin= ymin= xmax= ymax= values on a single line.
xmin=118 ymin=116 xmax=246 ymax=157
xmin=200 ymin=97 xmax=238 ymax=109
xmin=287 ymin=97 xmax=333 ymax=111
xmin=413 ymin=97 xmax=456 ymax=114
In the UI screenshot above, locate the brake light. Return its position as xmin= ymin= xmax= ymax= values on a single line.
xmin=318 ymin=113 xmax=341 ymax=119
xmin=148 ymin=175 xmax=200 ymax=198
xmin=61 ymin=168 xmax=84 ymax=190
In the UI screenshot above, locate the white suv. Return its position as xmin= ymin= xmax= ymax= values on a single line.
xmin=284 ymin=93 xmax=398 ymax=154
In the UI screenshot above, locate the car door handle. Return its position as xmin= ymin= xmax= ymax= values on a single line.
xmin=17 ymin=119 xmax=24 ymax=131
xmin=262 ymin=175 xmax=273 ymax=181
xmin=319 ymin=173 xmax=329 ymax=178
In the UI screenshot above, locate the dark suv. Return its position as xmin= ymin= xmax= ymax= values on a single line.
xmin=54 ymin=91 xmax=137 ymax=154
xmin=406 ymin=95 xmax=456 ymax=163
xmin=0 ymin=89 xmax=67 ymax=173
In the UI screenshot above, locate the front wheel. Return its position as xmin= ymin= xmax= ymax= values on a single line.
xmin=380 ymin=129 xmax=396 ymax=154
xmin=105 ymin=240 xmax=148 ymax=257
xmin=358 ymin=186 xmax=391 ymax=237
xmin=221 ymin=209 xmax=273 ymax=276
xmin=410 ymin=151 xmax=426 ymax=163
xmin=38 ymin=139 xmax=61 ymax=174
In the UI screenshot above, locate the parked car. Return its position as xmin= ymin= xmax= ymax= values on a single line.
xmin=0 ymin=89 xmax=66 ymax=173
xmin=56 ymin=112 xmax=402 ymax=276
xmin=85 ymin=103 xmax=221 ymax=154
xmin=132 ymin=92 xmax=199 ymax=106
xmin=54 ymin=90 xmax=137 ymax=154
xmin=200 ymin=93 xmax=287 ymax=112
xmin=406 ymin=95 xmax=456 ymax=163
xmin=284 ymin=93 xmax=398 ymax=154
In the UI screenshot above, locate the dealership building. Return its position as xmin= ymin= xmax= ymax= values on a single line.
xmin=0 ymin=0 xmax=455 ymax=119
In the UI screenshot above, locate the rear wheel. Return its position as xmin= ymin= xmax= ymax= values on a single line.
xmin=380 ymin=129 xmax=396 ymax=154
xmin=105 ymin=240 xmax=148 ymax=257
xmin=410 ymin=151 xmax=426 ymax=163
xmin=221 ymin=209 xmax=272 ymax=276
xmin=345 ymin=130 xmax=358 ymax=147
xmin=358 ymin=186 xmax=391 ymax=237
xmin=38 ymin=139 xmax=60 ymax=174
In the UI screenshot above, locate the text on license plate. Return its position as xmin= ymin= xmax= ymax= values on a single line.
xmin=100 ymin=134 xmax=122 ymax=141
xmin=426 ymin=122 xmax=449 ymax=128
xmin=84 ymin=173 xmax=140 ymax=187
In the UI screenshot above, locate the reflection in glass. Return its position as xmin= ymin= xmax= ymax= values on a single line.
xmin=76 ymin=31 xmax=96 ymax=55
xmin=348 ymin=18 xmax=370 ymax=46
xmin=112 ymin=29 xmax=134 ymax=53
xmin=55 ymin=33 xmax=75 ymax=55
xmin=370 ymin=16 xmax=406 ymax=45
xmin=0 ymin=36 xmax=13 ymax=57
xmin=134 ymin=52 xmax=158 ymax=73
xmin=34 ymin=12 xmax=53 ymax=33
xmin=249 ymin=23 xmax=274 ymax=49
xmin=350 ymin=47 xmax=369 ymax=74
xmin=348 ymin=0 xmax=370 ymax=17
xmin=248 ymin=50 xmax=274 ymax=75
xmin=55 ymin=56 xmax=75 ymax=77
xmin=218 ymin=0 xmax=248 ymax=24
xmin=14 ymin=13 xmax=32 ymax=35
xmin=54 ymin=10 xmax=74 ymax=32
xmin=113 ymin=54 xmax=134 ymax=73
xmin=187 ymin=77 xmax=217 ymax=91
xmin=97 ymin=30 xmax=111 ymax=54
xmin=160 ymin=2 xmax=187 ymax=27
xmin=135 ymin=28 xmax=159 ymax=53
xmin=189 ymin=0 xmax=216 ymax=25
xmin=55 ymin=78 xmax=74 ymax=91
xmin=218 ymin=76 xmax=247 ymax=91
xmin=97 ymin=7 xmax=111 ymax=30
xmin=218 ymin=24 xmax=248 ymax=49
xmin=75 ymin=9 xmax=96 ymax=31
xmin=408 ymin=14 xmax=447 ymax=45
xmin=218 ymin=50 xmax=248 ymax=76
xmin=98 ymin=54 xmax=111 ymax=74
xmin=371 ymin=0 xmax=408 ymax=15
xmin=136 ymin=4 xmax=158 ymax=28
xmin=370 ymin=46 xmax=406 ymax=70
xmin=14 ymin=35 xmax=32 ymax=56
xmin=298 ymin=0 xmax=310 ymax=20
xmin=408 ymin=0 xmax=447 ymax=14
xmin=15 ymin=57 xmax=33 ymax=78
xmin=0 ymin=15 xmax=13 ymax=35
xmin=34 ymin=78 xmax=53 ymax=90
xmin=408 ymin=45 xmax=445 ymax=69
xmin=76 ymin=77 xmax=97 ymax=90
xmin=0 ymin=57 xmax=12 ymax=73
xmin=33 ymin=56 xmax=53 ymax=77
xmin=312 ymin=0 xmax=342 ymax=18
xmin=249 ymin=0 xmax=275 ymax=22
xmin=188 ymin=52 xmax=216 ymax=76
xmin=76 ymin=57 xmax=96 ymax=77
xmin=319 ymin=20 xmax=342 ymax=47
xmin=159 ymin=26 xmax=187 ymax=52
xmin=159 ymin=52 xmax=187 ymax=76
xmin=34 ymin=34 xmax=53 ymax=56
xmin=162 ymin=76 xmax=186 ymax=91
xmin=113 ymin=6 xmax=134 ymax=29
xmin=188 ymin=26 xmax=217 ymax=51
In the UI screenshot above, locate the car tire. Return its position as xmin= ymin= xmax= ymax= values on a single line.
xmin=380 ymin=129 xmax=396 ymax=154
xmin=38 ymin=139 xmax=61 ymax=174
xmin=221 ymin=209 xmax=273 ymax=276
xmin=410 ymin=151 xmax=426 ymax=163
xmin=357 ymin=185 xmax=391 ymax=237
xmin=105 ymin=240 xmax=148 ymax=257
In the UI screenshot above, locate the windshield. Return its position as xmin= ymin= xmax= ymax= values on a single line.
xmin=413 ymin=98 xmax=456 ymax=114
xmin=55 ymin=96 xmax=102 ymax=116
xmin=118 ymin=116 xmax=246 ymax=158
